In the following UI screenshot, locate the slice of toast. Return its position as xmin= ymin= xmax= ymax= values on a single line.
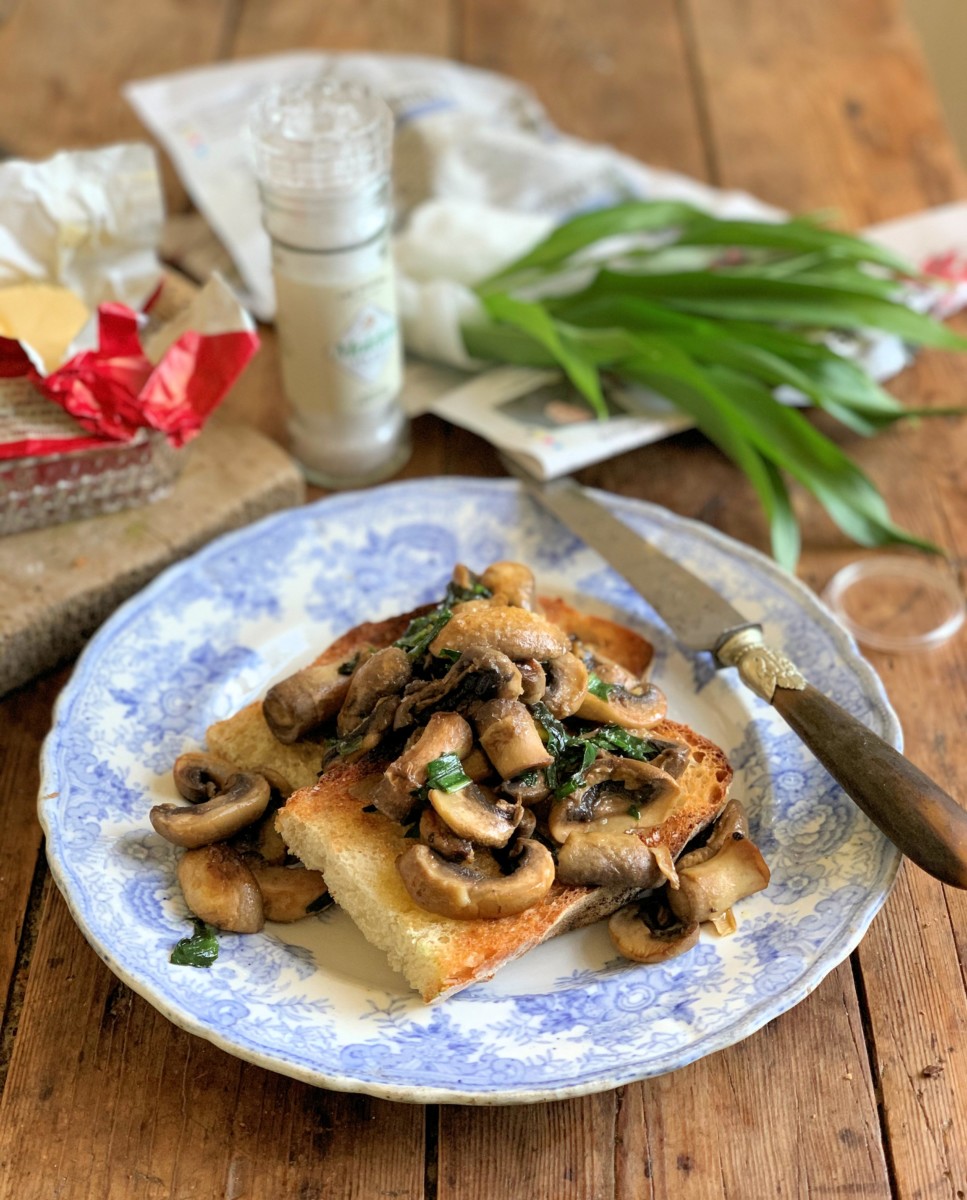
xmin=206 ymin=607 xmax=426 ymax=791
xmin=206 ymin=594 xmax=731 ymax=1001
xmin=276 ymin=718 xmax=731 ymax=1001
xmin=206 ymin=597 xmax=654 ymax=791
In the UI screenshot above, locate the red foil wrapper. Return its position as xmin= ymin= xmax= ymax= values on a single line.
xmin=0 ymin=296 xmax=259 ymax=461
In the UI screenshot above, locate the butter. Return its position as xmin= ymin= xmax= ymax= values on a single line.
xmin=0 ymin=282 xmax=90 ymax=373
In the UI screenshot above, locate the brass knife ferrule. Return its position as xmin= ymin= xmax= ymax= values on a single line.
xmin=715 ymin=626 xmax=807 ymax=703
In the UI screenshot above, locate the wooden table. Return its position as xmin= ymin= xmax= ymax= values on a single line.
xmin=2 ymin=1 xmax=966 ymax=1195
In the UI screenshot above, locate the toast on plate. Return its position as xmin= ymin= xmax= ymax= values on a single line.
xmin=204 ymin=577 xmax=736 ymax=1001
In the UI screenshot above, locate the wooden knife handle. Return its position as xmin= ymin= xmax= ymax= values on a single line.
xmin=772 ymin=683 xmax=967 ymax=889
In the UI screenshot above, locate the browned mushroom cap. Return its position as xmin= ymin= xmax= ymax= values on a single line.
xmin=547 ymin=755 xmax=681 ymax=845
xmin=263 ymin=661 xmax=354 ymax=744
xmin=500 ymin=769 xmax=551 ymax=807
xmin=480 ymin=561 xmax=537 ymax=610
xmin=542 ymin=653 xmax=589 ymax=719
xmin=248 ymin=862 xmax=328 ymax=922
xmin=337 ymin=646 xmax=412 ymax=736
xmin=556 ymin=828 xmax=680 ymax=889
xmin=427 ymin=782 xmax=522 ymax=847
xmin=177 ymin=844 xmax=264 ymax=933
xmin=517 ymin=659 xmax=547 ymax=705
xmin=172 ymin=751 xmax=239 ymax=803
xmin=419 ymin=806 xmax=474 ymax=862
xmin=575 ymin=680 xmax=667 ymax=730
xmin=151 ymin=773 xmax=271 ymax=849
xmin=373 ymin=711 xmax=474 ymax=821
xmin=396 ymin=840 xmax=555 ymax=919
xmin=430 ymin=600 xmax=570 ymax=661
xmin=668 ymin=801 xmax=770 ymax=929
xmin=609 ymin=896 xmax=700 ymax=963
xmin=393 ymin=646 xmax=522 ymax=730
xmin=475 ymin=699 xmax=554 ymax=780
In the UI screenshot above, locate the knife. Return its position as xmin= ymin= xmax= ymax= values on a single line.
xmin=526 ymin=475 xmax=967 ymax=890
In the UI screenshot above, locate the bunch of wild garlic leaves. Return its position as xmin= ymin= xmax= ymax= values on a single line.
xmin=461 ymin=201 xmax=965 ymax=569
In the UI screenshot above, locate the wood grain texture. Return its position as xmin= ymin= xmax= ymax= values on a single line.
xmin=229 ymin=0 xmax=452 ymax=58
xmin=0 ymin=0 xmax=236 ymax=210
xmin=2 ymin=0 xmax=967 ymax=1196
xmin=460 ymin=0 xmax=709 ymax=180
xmin=615 ymin=967 xmax=891 ymax=1197
xmin=0 ymin=883 xmax=426 ymax=1200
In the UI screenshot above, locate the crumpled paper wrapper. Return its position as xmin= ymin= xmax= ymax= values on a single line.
xmin=0 ymin=143 xmax=259 ymax=462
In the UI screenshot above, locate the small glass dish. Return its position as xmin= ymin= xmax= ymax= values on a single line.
xmin=0 ymin=432 xmax=182 ymax=537
xmin=823 ymin=555 xmax=965 ymax=653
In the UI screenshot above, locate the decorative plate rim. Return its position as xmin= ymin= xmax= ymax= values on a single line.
xmin=38 ymin=477 xmax=902 ymax=1105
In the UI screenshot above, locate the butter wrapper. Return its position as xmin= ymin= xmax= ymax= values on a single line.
xmin=0 ymin=144 xmax=258 ymax=463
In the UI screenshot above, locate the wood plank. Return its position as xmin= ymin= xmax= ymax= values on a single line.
xmin=229 ymin=0 xmax=451 ymax=58
xmin=0 ymin=673 xmax=64 ymax=1074
xmin=615 ymin=966 xmax=891 ymax=1197
xmin=438 ymin=1096 xmax=617 ymax=1200
xmin=0 ymin=0 xmax=235 ymax=211
xmin=459 ymin=0 xmax=709 ymax=181
xmin=683 ymin=1 xmax=967 ymax=1195
xmin=682 ymin=0 xmax=965 ymax=223
xmin=0 ymin=882 xmax=426 ymax=1200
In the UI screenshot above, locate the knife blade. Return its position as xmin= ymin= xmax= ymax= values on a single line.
xmin=525 ymin=474 xmax=967 ymax=890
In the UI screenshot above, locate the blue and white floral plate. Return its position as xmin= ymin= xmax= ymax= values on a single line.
xmin=39 ymin=478 xmax=900 ymax=1105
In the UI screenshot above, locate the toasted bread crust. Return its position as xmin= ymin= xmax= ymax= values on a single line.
xmin=276 ymin=718 xmax=731 ymax=1001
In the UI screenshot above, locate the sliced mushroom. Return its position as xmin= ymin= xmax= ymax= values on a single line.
xmin=396 ymin=840 xmax=555 ymax=919
xmin=248 ymin=862 xmax=328 ymax=922
xmin=323 ymin=693 xmax=401 ymax=768
xmin=427 ymin=781 xmax=522 ymax=847
xmin=479 ymin=561 xmax=537 ymax=610
xmin=151 ymin=772 xmax=271 ymax=848
xmin=373 ymin=711 xmax=474 ymax=821
xmin=574 ymin=641 xmax=641 ymax=691
xmin=172 ymin=751 xmax=239 ymax=803
xmin=547 ymin=755 xmax=681 ymax=844
xmin=555 ymin=829 xmax=677 ymax=889
xmin=609 ymin=896 xmax=700 ymax=963
xmin=517 ymin=659 xmax=547 ymax=705
xmin=500 ymin=769 xmax=551 ymax=807
xmin=393 ymin=646 xmax=522 ymax=729
xmin=475 ymin=699 xmax=554 ymax=780
xmin=337 ymin=646 xmax=412 ymax=736
xmin=460 ymin=746 xmax=495 ymax=783
xmin=542 ymin=653 xmax=589 ymax=719
xmin=177 ymin=843 xmax=264 ymax=933
xmin=668 ymin=803 xmax=770 ymax=928
xmin=263 ymin=661 xmax=354 ymax=744
xmin=575 ymin=681 xmax=667 ymax=729
xmin=419 ymin=806 xmax=474 ymax=862
xmin=429 ymin=600 xmax=570 ymax=661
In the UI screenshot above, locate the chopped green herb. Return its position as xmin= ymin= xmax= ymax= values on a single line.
xmin=584 ymin=725 xmax=662 ymax=761
xmin=435 ymin=647 xmax=463 ymax=665
xmin=442 ymin=578 xmax=492 ymax=606
xmin=322 ymin=731 xmax=365 ymax=768
xmin=532 ymin=703 xmax=599 ymax=797
xmin=586 ymin=672 xmax=613 ymax=700
xmin=425 ymin=752 xmax=472 ymax=793
xmin=627 ymin=804 xmax=641 ymax=820
xmin=170 ymin=918 xmax=219 ymax=969
xmin=394 ymin=607 xmax=454 ymax=661
xmin=513 ymin=768 xmax=540 ymax=786
xmin=337 ymin=651 xmax=361 ymax=676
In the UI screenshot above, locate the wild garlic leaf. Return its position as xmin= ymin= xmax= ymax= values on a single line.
xmin=170 ymin=918 xmax=219 ymax=969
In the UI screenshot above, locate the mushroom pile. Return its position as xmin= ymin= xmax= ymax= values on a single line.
xmin=259 ymin=560 xmax=771 ymax=963
xmin=150 ymin=753 xmax=328 ymax=933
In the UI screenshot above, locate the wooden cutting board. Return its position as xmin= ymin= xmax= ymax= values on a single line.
xmin=0 ymin=418 xmax=305 ymax=696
